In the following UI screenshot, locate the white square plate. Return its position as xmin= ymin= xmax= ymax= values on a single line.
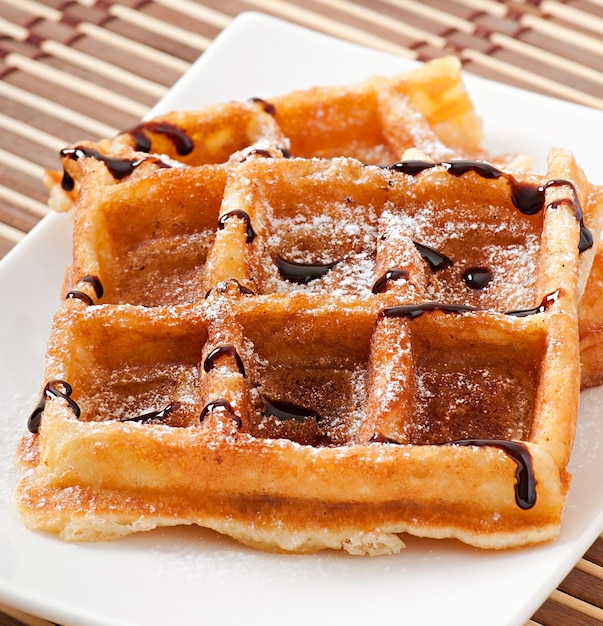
xmin=1 ymin=12 xmax=602 ymax=626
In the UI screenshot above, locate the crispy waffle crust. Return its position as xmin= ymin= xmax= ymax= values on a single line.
xmin=580 ymin=241 xmax=603 ymax=388
xmin=16 ymin=57 xmax=603 ymax=555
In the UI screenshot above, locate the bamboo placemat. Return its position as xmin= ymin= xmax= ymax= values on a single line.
xmin=0 ymin=1 xmax=602 ymax=625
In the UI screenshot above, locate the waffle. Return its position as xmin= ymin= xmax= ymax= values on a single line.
xmin=580 ymin=241 xmax=603 ymax=388
xmin=115 ymin=54 xmax=485 ymax=164
xmin=44 ymin=57 xmax=525 ymax=216
xmin=16 ymin=58 xmax=603 ymax=555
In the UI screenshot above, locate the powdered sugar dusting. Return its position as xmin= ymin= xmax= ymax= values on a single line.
xmin=260 ymin=203 xmax=380 ymax=297
xmin=390 ymin=199 xmax=542 ymax=310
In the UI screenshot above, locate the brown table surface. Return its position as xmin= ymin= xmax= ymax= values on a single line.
xmin=1 ymin=1 xmax=602 ymax=624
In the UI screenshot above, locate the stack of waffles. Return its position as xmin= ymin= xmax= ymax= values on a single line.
xmin=15 ymin=57 xmax=603 ymax=555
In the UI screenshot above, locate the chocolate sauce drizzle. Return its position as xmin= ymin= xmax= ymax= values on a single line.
xmin=200 ymin=399 xmax=242 ymax=428
xmin=65 ymin=290 xmax=94 ymax=306
xmin=382 ymin=290 xmax=559 ymax=320
xmin=383 ymin=302 xmax=478 ymax=320
xmin=413 ymin=241 xmax=453 ymax=271
xmin=261 ymin=397 xmax=321 ymax=423
xmin=65 ymin=275 xmax=104 ymax=305
xmin=386 ymin=160 xmax=593 ymax=252
xmin=124 ymin=402 xmax=181 ymax=424
xmin=275 ymin=256 xmax=337 ymax=284
xmin=203 ymin=345 xmax=246 ymax=377
xmin=79 ymin=275 xmax=104 ymax=298
xmin=60 ymin=146 xmax=170 ymax=191
xmin=218 ymin=210 xmax=256 ymax=243
xmin=250 ymin=97 xmax=277 ymax=116
xmin=462 ymin=267 xmax=493 ymax=290
xmin=446 ymin=439 xmax=536 ymax=509
xmin=371 ymin=268 xmax=409 ymax=294
xmin=545 ymin=179 xmax=593 ymax=252
xmin=504 ymin=289 xmax=559 ymax=317
xmin=124 ymin=121 xmax=194 ymax=156
xmin=28 ymin=380 xmax=81 ymax=434
xmin=370 ymin=434 xmax=535 ymax=509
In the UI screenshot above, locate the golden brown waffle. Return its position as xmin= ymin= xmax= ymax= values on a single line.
xmin=44 ymin=57 xmax=523 ymax=216
xmin=115 ymin=55 xmax=485 ymax=164
xmin=16 ymin=58 xmax=603 ymax=554
xmin=580 ymin=241 xmax=603 ymax=388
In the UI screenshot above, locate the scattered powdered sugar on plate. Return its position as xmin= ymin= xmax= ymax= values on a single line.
xmin=0 ymin=392 xmax=35 ymax=508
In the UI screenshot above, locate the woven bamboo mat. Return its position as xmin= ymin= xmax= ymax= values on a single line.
xmin=1 ymin=1 xmax=603 ymax=625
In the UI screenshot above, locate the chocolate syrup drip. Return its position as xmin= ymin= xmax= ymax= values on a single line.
xmin=445 ymin=439 xmax=536 ymax=509
xmin=60 ymin=146 xmax=170 ymax=190
xmin=218 ymin=210 xmax=256 ymax=243
xmin=386 ymin=160 xmax=437 ymax=176
xmin=369 ymin=434 xmax=535 ymax=509
xmin=413 ymin=241 xmax=453 ymax=272
xmin=382 ymin=302 xmax=479 ymax=320
xmin=545 ymin=179 xmax=593 ymax=252
xmin=65 ymin=275 xmax=104 ymax=306
xmin=125 ymin=121 xmax=194 ymax=155
xmin=382 ymin=291 xmax=559 ymax=320
xmin=124 ymin=402 xmax=181 ymax=424
xmin=445 ymin=161 xmax=542 ymax=218
xmin=65 ymin=291 xmax=94 ymax=306
xmin=262 ymin=397 xmax=321 ymax=423
xmin=204 ymin=279 xmax=255 ymax=299
xmin=275 ymin=256 xmax=337 ymax=284
xmin=203 ymin=345 xmax=246 ymax=377
xmin=250 ymin=97 xmax=277 ymax=116
xmin=386 ymin=159 xmax=593 ymax=252
xmin=78 ymin=275 xmax=104 ymax=299
xmin=28 ymin=380 xmax=81 ymax=433
xmin=462 ymin=267 xmax=493 ymax=290
xmin=61 ymin=169 xmax=76 ymax=192
xmin=504 ymin=289 xmax=559 ymax=317
xmin=391 ymin=159 xmax=537 ymax=215
xmin=371 ymin=268 xmax=409 ymax=294
xmin=200 ymin=399 xmax=242 ymax=428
